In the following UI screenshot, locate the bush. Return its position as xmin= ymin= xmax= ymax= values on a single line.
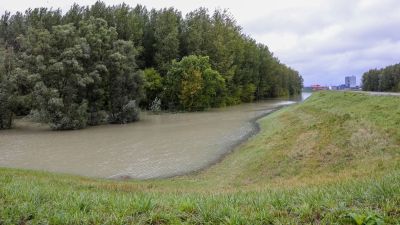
xmin=240 ymin=84 xmax=256 ymax=102
xmin=32 ymin=82 xmax=89 ymax=130
xmin=142 ymin=68 xmax=163 ymax=109
xmin=164 ymin=55 xmax=226 ymax=111
xmin=150 ymin=97 xmax=162 ymax=113
xmin=109 ymin=100 xmax=139 ymax=124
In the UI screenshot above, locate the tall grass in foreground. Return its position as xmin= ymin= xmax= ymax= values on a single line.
xmin=1 ymin=168 xmax=399 ymax=224
xmin=1 ymin=91 xmax=400 ymax=224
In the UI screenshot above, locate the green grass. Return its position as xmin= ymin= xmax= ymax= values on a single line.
xmin=1 ymin=91 xmax=400 ymax=224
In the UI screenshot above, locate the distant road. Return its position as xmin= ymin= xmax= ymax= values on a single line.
xmin=352 ymin=91 xmax=400 ymax=97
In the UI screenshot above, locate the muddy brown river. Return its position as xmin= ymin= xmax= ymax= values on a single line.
xmin=0 ymin=93 xmax=311 ymax=179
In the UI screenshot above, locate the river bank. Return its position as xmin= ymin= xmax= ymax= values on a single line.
xmin=1 ymin=91 xmax=399 ymax=224
xmin=0 ymin=94 xmax=309 ymax=179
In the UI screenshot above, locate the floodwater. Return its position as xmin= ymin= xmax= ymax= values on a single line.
xmin=0 ymin=93 xmax=311 ymax=179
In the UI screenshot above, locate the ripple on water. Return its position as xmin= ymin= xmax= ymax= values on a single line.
xmin=0 ymin=96 xmax=305 ymax=179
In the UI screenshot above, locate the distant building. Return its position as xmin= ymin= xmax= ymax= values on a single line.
xmin=329 ymin=86 xmax=338 ymax=90
xmin=311 ymin=84 xmax=328 ymax=91
xmin=345 ymin=76 xmax=357 ymax=88
xmin=338 ymin=84 xmax=348 ymax=90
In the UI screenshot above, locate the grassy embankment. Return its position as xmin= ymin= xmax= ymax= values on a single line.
xmin=1 ymin=91 xmax=400 ymax=224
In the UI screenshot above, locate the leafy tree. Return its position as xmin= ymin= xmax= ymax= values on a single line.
xmin=151 ymin=8 xmax=181 ymax=75
xmin=233 ymin=38 xmax=260 ymax=102
xmin=24 ymin=8 xmax=62 ymax=30
xmin=86 ymin=1 xmax=113 ymax=25
xmin=111 ymin=4 xmax=148 ymax=67
xmin=241 ymin=84 xmax=257 ymax=102
xmin=30 ymin=24 xmax=89 ymax=130
xmin=362 ymin=64 xmax=400 ymax=92
xmin=0 ymin=46 xmax=16 ymax=129
xmin=106 ymin=40 xmax=143 ymax=123
xmin=63 ymin=4 xmax=87 ymax=27
xmin=142 ymin=68 xmax=163 ymax=109
xmin=0 ymin=74 xmax=15 ymax=129
xmin=208 ymin=10 xmax=240 ymax=81
xmin=1 ymin=11 xmax=26 ymax=49
xmin=255 ymin=45 xmax=274 ymax=99
xmin=181 ymin=8 xmax=212 ymax=56
xmin=164 ymin=55 xmax=225 ymax=111
xmin=79 ymin=17 xmax=117 ymax=125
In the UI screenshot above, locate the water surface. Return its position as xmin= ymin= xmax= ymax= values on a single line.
xmin=0 ymin=93 xmax=311 ymax=179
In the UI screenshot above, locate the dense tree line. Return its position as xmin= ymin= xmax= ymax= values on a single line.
xmin=0 ymin=1 xmax=303 ymax=130
xmin=362 ymin=63 xmax=400 ymax=92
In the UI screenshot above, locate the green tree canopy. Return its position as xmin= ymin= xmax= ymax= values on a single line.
xmin=362 ymin=63 xmax=400 ymax=92
xmin=164 ymin=55 xmax=226 ymax=111
xmin=142 ymin=68 xmax=163 ymax=109
xmin=0 ymin=2 xmax=303 ymax=130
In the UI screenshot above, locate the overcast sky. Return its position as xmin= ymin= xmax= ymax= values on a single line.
xmin=1 ymin=0 xmax=400 ymax=86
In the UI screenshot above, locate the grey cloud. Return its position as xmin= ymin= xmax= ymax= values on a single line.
xmin=256 ymin=0 xmax=400 ymax=85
